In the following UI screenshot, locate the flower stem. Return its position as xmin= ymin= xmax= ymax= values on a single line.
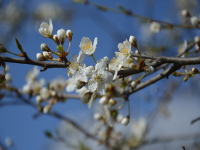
xmin=91 ymin=54 xmax=97 ymax=64
xmin=6 ymin=51 xmax=20 ymax=57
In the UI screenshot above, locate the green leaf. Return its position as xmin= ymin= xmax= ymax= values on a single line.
xmin=15 ymin=38 xmax=24 ymax=53
xmin=44 ymin=131 xmax=53 ymax=138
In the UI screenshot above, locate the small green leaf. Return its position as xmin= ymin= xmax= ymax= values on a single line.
xmin=44 ymin=131 xmax=53 ymax=138
xmin=15 ymin=38 xmax=24 ymax=53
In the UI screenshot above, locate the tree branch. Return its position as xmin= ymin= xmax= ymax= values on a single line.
xmin=0 ymin=56 xmax=68 ymax=69
xmin=191 ymin=116 xmax=200 ymax=125
xmin=125 ymin=64 xmax=182 ymax=95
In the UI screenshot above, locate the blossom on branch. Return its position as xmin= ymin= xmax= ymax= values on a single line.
xmin=110 ymin=40 xmax=132 ymax=80
xmin=88 ymin=57 xmax=113 ymax=95
xmin=39 ymin=18 xmax=53 ymax=38
xmin=79 ymin=37 xmax=97 ymax=55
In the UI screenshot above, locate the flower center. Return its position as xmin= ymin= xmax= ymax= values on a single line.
xmin=120 ymin=47 xmax=129 ymax=55
xmin=70 ymin=62 xmax=79 ymax=71
xmin=82 ymin=42 xmax=92 ymax=50
xmin=94 ymin=75 xmax=102 ymax=82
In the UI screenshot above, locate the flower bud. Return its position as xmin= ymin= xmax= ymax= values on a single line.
xmin=181 ymin=9 xmax=191 ymax=17
xmin=150 ymin=22 xmax=161 ymax=33
xmin=183 ymin=76 xmax=188 ymax=82
xmin=36 ymin=95 xmax=43 ymax=105
xmin=53 ymin=34 xmax=59 ymax=44
xmin=5 ymin=66 xmax=9 ymax=72
xmin=43 ymin=51 xmax=53 ymax=59
xmin=22 ymin=84 xmax=31 ymax=94
xmin=121 ymin=116 xmax=130 ymax=126
xmin=75 ymin=80 xmax=86 ymax=89
xmin=81 ymin=91 xmax=92 ymax=104
xmin=194 ymin=36 xmax=200 ymax=43
xmin=190 ymin=16 xmax=200 ymax=27
xmin=135 ymin=49 xmax=140 ymax=54
xmin=57 ymin=28 xmax=66 ymax=44
xmin=146 ymin=66 xmax=154 ymax=74
xmin=192 ymin=67 xmax=199 ymax=74
xmin=129 ymin=35 xmax=138 ymax=48
xmin=50 ymin=90 xmax=56 ymax=97
xmin=93 ymin=113 xmax=102 ymax=120
xmin=99 ymin=96 xmax=109 ymax=105
xmin=40 ymin=43 xmax=51 ymax=52
xmin=43 ymin=105 xmax=51 ymax=113
xmin=109 ymin=98 xmax=116 ymax=106
xmin=36 ymin=53 xmax=45 ymax=61
xmin=66 ymin=29 xmax=73 ymax=41
xmin=5 ymin=73 xmax=11 ymax=82
xmin=131 ymin=81 xmax=137 ymax=88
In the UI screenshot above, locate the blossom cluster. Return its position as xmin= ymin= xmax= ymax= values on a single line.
xmin=33 ymin=19 xmax=156 ymax=126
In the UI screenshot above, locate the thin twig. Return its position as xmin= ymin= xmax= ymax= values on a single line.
xmin=191 ymin=116 xmax=200 ymax=125
xmin=0 ymin=56 xmax=68 ymax=69
xmin=125 ymin=64 xmax=182 ymax=95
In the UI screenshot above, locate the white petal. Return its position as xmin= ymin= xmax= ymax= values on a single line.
xmin=97 ymin=81 xmax=106 ymax=95
xmin=88 ymin=80 xmax=98 ymax=92
xmin=49 ymin=18 xmax=53 ymax=32
xmin=66 ymin=83 xmax=75 ymax=92
xmin=95 ymin=56 xmax=109 ymax=70
xmin=118 ymin=43 xmax=124 ymax=50
xmin=88 ymin=91 xmax=97 ymax=108
xmin=102 ymin=71 xmax=113 ymax=83
xmin=77 ymin=51 xmax=85 ymax=63
xmin=93 ymin=37 xmax=98 ymax=49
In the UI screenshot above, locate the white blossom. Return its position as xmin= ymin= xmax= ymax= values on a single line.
xmin=39 ymin=18 xmax=53 ymax=38
xmin=79 ymin=37 xmax=97 ymax=55
xmin=68 ymin=52 xmax=88 ymax=91
xmin=110 ymin=40 xmax=132 ymax=80
xmin=88 ymin=58 xmax=113 ymax=95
